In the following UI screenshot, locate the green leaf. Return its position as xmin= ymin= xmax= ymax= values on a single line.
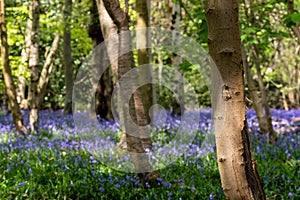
xmin=291 ymin=13 xmax=300 ymax=23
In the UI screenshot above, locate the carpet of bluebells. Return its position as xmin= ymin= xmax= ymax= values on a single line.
xmin=0 ymin=109 xmax=299 ymax=199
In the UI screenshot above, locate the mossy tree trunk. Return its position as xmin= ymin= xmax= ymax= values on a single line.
xmin=0 ymin=0 xmax=27 ymax=134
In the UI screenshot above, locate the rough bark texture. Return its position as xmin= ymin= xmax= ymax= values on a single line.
xmin=28 ymin=0 xmax=40 ymax=132
xmin=206 ymin=1 xmax=265 ymax=199
xmin=89 ymin=0 xmax=113 ymax=120
xmin=63 ymin=0 xmax=73 ymax=114
xmin=0 ymin=0 xmax=27 ymax=134
xmin=102 ymin=0 xmax=153 ymax=174
xmin=136 ymin=0 xmax=153 ymax=124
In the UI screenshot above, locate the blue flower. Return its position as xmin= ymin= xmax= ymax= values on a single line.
xmin=99 ymin=187 xmax=105 ymax=192
xmin=288 ymin=192 xmax=294 ymax=198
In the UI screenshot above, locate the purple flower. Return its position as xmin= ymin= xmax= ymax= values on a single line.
xmin=99 ymin=187 xmax=105 ymax=192
xmin=288 ymin=192 xmax=294 ymax=198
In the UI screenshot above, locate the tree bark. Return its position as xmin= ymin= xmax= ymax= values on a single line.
xmin=96 ymin=0 xmax=126 ymax=147
xmin=37 ymin=33 xmax=60 ymax=108
xmin=28 ymin=0 xmax=40 ymax=132
xmin=171 ymin=1 xmax=184 ymax=116
xmin=242 ymin=44 xmax=269 ymax=134
xmin=0 ymin=0 xmax=27 ymax=134
xmin=287 ymin=0 xmax=300 ymax=108
xmin=102 ymin=0 xmax=154 ymax=175
xmin=136 ymin=0 xmax=154 ymax=124
xmin=243 ymin=0 xmax=274 ymax=137
xmin=252 ymin=45 xmax=275 ymax=137
xmin=89 ymin=0 xmax=113 ymax=120
xmin=17 ymin=19 xmax=31 ymax=109
xmin=206 ymin=1 xmax=265 ymax=199
xmin=63 ymin=0 xmax=73 ymax=114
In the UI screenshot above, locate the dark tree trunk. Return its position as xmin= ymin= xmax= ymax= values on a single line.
xmin=136 ymin=0 xmax=154 ymax=122
xmin=63 ymin=0 xmax=73 ymax=114
xmin=0 ymin=0 xmax=27 ymax=134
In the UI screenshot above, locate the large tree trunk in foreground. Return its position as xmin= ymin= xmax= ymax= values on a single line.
xmin=102 ymin=0 xmax=156 ymax=179
xmin=0 ymin=0 xmax=27 ymax=134
xmin=63 ymin=0 xmax=73 ymax=114
xmin=206 ymin=1 xmax=265 ymax=199
xmin=28 ymin=0 xmax=40 ymax=132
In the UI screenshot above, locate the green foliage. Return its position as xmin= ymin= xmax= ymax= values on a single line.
xmin=284 ymin=12 xmax=300 ymax=27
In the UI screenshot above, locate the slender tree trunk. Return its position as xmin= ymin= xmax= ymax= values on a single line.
xmin=96 ymin=0 xmax=126 ymax=147
xmin=36 ymin=33 xmax=60 ymax=107
xmin=0 ymin=0 xmax=27 ymax=134
xmin=17 ymin=19 xmax=31 ymax=109
xmin=89 ymin=0 xmax=113 ymax=120
xmin=282 ymin=91 xmax=289 ymax=110
xmin=171 ymin=1 xmax=184 ymax=116
xmin=28 ymin=0 xmax=40 ymax=132
xmin=242 ymin=44 xmax=269 ymax=134
xmin=63 ymin=0 xmax=73 ymax=114
xmin=102 ymin=0 xmax=156 ymax=180
xmin=252 ymin=45 xmax=275 ymax=137
xmin=287 ymin=0 xmax=300 ymax=108
xmin=206 ymin=1 xmax=265 ymax=199
xmin=243 ymin=0 xmax=274 ymax=137
xmin=136 ymin=0 xmax=153 ymax=123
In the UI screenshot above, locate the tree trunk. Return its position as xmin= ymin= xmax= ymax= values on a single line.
xmin=206 ymin=1 xmax=265 ymax=199
xmin=17 ymin=19 xmax=31 ymax=109
xmin=0 ymin=0 xmax=27 ymax=134
xmin=96 ymin=0 xmax=126 ymax=147
xmin=242 ymin=44 xmax=269 ymax=134
xmin=171 ymin=1 xmax=184 ymax=116
xmin=36 ymin=33 xmax=60 ymax=108
xmin=282 ymin=91 xmax=289 ymax=110
xmin=252 ymin=45 xmax=275 ymax=137
xmin=102 ymin=0 xmax=154 ymax=176
xmin=243 ymin=0 xmax=274 ymax=137
xmin=28 ymin=0 xmax=40 ymax=132
xmin=63 ymin=0 xmax=73 ymax=114
xmin=136 ymin=0 xmax=153 ymax=123
xmin=89 ymin=0 xmax=113 ymax=120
